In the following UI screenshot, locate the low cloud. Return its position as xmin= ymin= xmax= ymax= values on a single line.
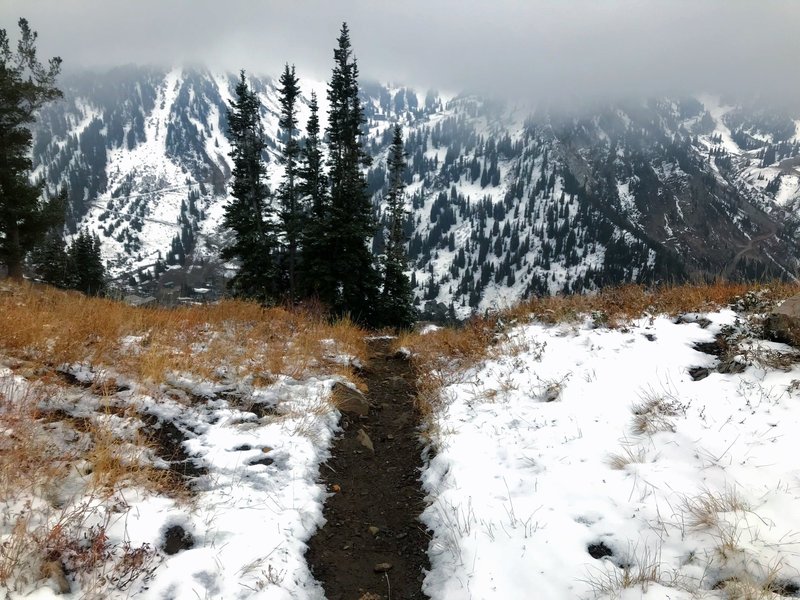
xmin=2 ymin=0 xmax=799 ymax=103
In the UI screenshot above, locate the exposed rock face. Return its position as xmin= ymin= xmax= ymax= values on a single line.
xmin=765 ymin=295 xmax=800 ymax=347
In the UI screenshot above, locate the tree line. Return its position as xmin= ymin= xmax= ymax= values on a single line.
xmin=0 ymin=18 xmax=106 ymax=294
xmin=221 ymin=23 xmax=414 ymax=328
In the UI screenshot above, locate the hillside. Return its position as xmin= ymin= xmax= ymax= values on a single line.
xmin=30 ymin=67 xmax=800 ymax=315
xmin=2 ymin=282 xmax=800 ymax=599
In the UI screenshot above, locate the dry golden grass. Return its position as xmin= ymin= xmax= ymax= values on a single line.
xmin=683 ymin=488 xmax=751 ymax=530
xmin=395 ymin=317 xmax=497 ymax=421
xmin=0 ymin=281 xmax=367 ymax=385
xmin=607 ymin=444 xmax=649 ymax=470
xmin=503 ymin=281 xmax=800 ymax=326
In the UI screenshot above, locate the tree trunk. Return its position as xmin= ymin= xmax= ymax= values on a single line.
xmin=5 ymin=221 xmax=24 ymax=280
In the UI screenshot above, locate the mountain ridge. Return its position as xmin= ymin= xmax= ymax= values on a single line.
xmin=30 ymin=66 xmax=800 ymax=317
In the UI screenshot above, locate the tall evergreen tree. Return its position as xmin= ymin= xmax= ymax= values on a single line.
xmin=276 ymin=63 xmax=302 ymax=302
xmin=31 ymin=227 xmax=69 ymax=287
xmin=68 ymin=229 xmax=105 ymax=295
xmin=0 ymin=18 xmax=64 ymax=279
xmin=298 ymin=92 xmax=331 ymax=299
xmin=221 ymin=71 xmax=277 ymax=301
xmin=321 ymin=23 xmax=380 ymax=323
xmin=380 ymin=125 xmax=416 ymax=328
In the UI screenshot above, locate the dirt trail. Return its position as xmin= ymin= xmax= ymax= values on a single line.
xmin=306 ymin=338 xmax=431 ymax=600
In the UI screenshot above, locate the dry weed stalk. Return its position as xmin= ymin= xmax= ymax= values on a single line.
xmin=682 ymin=488 xmax=751 ymax=531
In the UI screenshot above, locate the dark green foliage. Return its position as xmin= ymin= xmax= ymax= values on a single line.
xmin=0 ymin=18 xmax=64 ymax=278
xmin=68 ymin=229 xmax=105 ymax=295
xmin=316 ymin=23 xmax=380 ymax=324
xmin=379 ymin=125 xmax=416 ymax=329
xmin=221 ymin=71 xmax=278 ymax=301
xmin=32 ymin=226 xmax=106 ymax=295
xmin=276 ymin=64 xmax=303 ymax=302
xmin=298 ymin=92 xmax=331 ymax=299
xmin=31 ymin=227 xmax=70 ymax=287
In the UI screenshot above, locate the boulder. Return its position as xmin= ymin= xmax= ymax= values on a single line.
xmin=330 ymin=382 xmax=369 ymax=416
xmin=765 ymin=294 xmax=800 ymax=347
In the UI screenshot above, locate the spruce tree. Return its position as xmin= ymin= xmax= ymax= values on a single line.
xmin=322 ymin=23 xmax=380 ymax=323
xmin=221 ymin=71 xmax=277 ymax=301
xmin=31 ymin=227 xmax=69 ymax=287
xmin=67 ymin=229 xmax=105 ymax=295
xmin=0 ymin=19 xmax=64 ymax=279
xmin=298 ymin=92 xmax=332 ymax=299
xmin=380 ymin=125 xmax=416 ymax=328
xmin=276 ymin=64 xmax=302 ymax=302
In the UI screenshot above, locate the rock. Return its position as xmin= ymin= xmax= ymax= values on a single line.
xmin=357 ymin=428 xmax=374 ymax=452
xmin=718 ymin=359 xmax=746 ymax=374
xmin=765 ymin=294 xmax=800 ymax=347
xmin=373 ymin=562 xmax=392 ymax=573
xmin=161 ymin=524 xmax=194 ymax=555
xmin=41 ymin=560 xmax=70 ymax=594
xmin=248 ymin=456 xmax=274 ymax=467
xmin=330 ymin=382 xmax=369 ymax=416
xmin=368 ymin=525 xmax=380 ymax=536
xmin=587 ymin=541 xmax=614 ymax=560
xmin=689 ymin=367 xmax=710 ymax=381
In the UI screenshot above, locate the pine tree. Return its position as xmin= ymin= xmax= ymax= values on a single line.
xmin=221 ymin=71 xmax=277 ymax=301
xmin=31 ymin=227 xmax=69 ymax=287
xmin=298 ymin=92 xmax=331 ymax=299
xmin=276 ymin=63 xmax=302 ymax=302
xmin=67 ymin=229 xmax=105 ymax=295
xmin=321 ymin=23 xmax=380 ymax=323
xmin=0 ymin=19 xmax=64 ymax=279
xmin=380 ymin=125 xmax=416 ymax=328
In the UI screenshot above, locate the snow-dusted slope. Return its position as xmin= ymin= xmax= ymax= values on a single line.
xmin=421 ymin=307 xmax=800 ymax=599
xmin=31 ymin=68 xmax=800 ymax=313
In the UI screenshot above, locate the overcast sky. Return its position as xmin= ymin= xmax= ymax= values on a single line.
xmin=2 ymin=0 xmax=799 ymax=102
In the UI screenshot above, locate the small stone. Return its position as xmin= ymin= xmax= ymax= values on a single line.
xmin=331 ymin=484 xmax=341 ymax=493
xmin=386 ymin=434 xmax=395 ymax=441
xmin=368 ymin=526 xmax=380 ymax=536
xmin=357 ymin=428 xmax=374 ymax=452
xmin=689 ymin=367 xmax=710 ymax=381
xmin=330 ymin=382 xmax=369 ymax=416
xmin=373 ymin=562 xmax=392 ymax=573
xmin=765 ymin=295 xmax=800 ymax=347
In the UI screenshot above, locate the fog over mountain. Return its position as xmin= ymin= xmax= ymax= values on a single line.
xmin=4 ymin=2 xmax=800 ymax=315
xmin=2 ymin=0 xmax=799 ymax=103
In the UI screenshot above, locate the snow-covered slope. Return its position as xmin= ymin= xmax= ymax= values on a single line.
xmin=31 ymin=67 xmax=800 ymax=314
xmin=420 ymin=305 xmax=800 ymax=599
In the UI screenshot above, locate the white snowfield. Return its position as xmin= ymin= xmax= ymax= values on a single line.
xmin=422 ymin=309 xmax=800 ymax=599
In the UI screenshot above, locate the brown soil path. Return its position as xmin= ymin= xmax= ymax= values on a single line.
xmin=306 ymin=338 xmax=431 ymax=600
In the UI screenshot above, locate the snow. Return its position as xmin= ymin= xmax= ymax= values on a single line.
xmin=0 ymin=361 xmax=352 ymax=599
xmin=697 ymin=95 xmax=743 ymax=157
xmin=80 ymin=69 xmax=193 ymax=271
xmin=421 ymin=310 xmax=800 ymax=599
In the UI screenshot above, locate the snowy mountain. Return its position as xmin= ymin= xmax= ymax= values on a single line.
xmin=31 ymin=66 xmax=800 ymax=315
